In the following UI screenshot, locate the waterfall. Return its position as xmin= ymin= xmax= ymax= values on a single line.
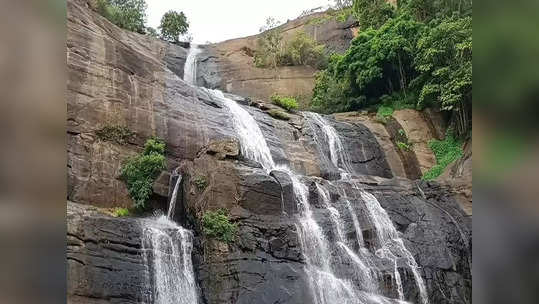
xmin=305 ymin=112 xmax=355 ymax=177
xmin=360 ymin=191 xmax=429 ymax=304
xmin=210 ymin=88 xmax=407 ymax=303
xmin=142 ymin=216 xmax=198 ymax=304
xmin=183 ymin=47 xmax=427 ymax=304
xmin=306 ymin=113 xmax=430 ymax=304
xmin=184 ymin=45 xmax=203 ymax=85
xmin=208 ymin=89 xmax=276 ymax=171
xmin=141 ymin=170 xmax=198 ymax=303
xmin=167 ymin=174 xmax=182 ymax=220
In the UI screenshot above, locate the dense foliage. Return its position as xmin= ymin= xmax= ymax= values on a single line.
xmin=311 ymin=0 xmax=472 ymax=137
xmin=255 ymin=29 xmax=326 ymax=69
xmin=120 ymin=137 xmax=166 ymax=209
xmin=422 ymin=131 xmax=463 ymax=180
xmin=202 ymin=209 xmax=238 ymax=243
xmin=96 ymin=0 xmax=147 ymax=34
xmin=159 ymin=10 xmax=189 ymax=43
xmin=352 ymin=0 xmax=395 ymax=29
xmin=271 ymin=94 xmax=299 ymax=112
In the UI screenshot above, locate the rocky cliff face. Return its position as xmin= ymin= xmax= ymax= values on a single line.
xmin=195 ymin=11 xmax=358 ymax=104
xmin=66 ymin=1 xmax=471 ymax=303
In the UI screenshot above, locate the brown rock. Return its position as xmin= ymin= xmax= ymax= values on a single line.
xmin=393 ymin=109 xmax=437 ymax=175
xmin=205 ymin=138 xmax=240 ymax=160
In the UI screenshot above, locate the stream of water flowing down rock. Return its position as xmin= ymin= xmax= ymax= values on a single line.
xmin=159 ymin=45 xmax=432 ymax=304
xmin=138 ymin=52 xmax=207 ymax=304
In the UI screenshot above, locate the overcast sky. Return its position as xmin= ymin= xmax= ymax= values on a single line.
xmin=146 ymin=0 xmax=333 ymax=44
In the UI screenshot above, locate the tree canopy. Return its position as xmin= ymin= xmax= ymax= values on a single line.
xmin=311 ymin=0 xmax=472 ymax=137
xmin=96 ymin=0 xmax=147 ymax=34
xmin=159 ymin=10 xmax=189 ymax=43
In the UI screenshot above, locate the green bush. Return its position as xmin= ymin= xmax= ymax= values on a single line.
xmin=96 ymin=0 xmax=147 ymax=34
xmin=281 ymin=32 xmax=327 ymax=69
xmin=112 ymin=207 xmax=130 ymax=217
xmin=159 ymin=10 xmax=189 ymax=43
xmin=95 ymin=125 xmax=135 ymax=145
xmin=193 ymin=176 xmax=207 ymax=190
xmin=271 ymin=94 xmax=299 ymax=112
xmin=120 ymin=137 xmax=166 ymax=209
xmin=143 ymin=137 xmax=165 ymax=155
xmin=268 ymin=109 xmax=291 ymax=121
xmin=202 ymin=209 xmax=238 ymax=243
xmin=375 ymin=105 xmax=394 ymax=123
xmin=255 ymin=30 xmax=326 ymax=69
xmin=422 ymin=131 xmax=463 ymax=180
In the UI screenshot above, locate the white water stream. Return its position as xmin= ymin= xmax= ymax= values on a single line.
xmin=167 ymin=45 xmax=430 ymax=304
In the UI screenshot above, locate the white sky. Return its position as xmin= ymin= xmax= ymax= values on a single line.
xmin=146 ymin=0 xmax=333 ymax=44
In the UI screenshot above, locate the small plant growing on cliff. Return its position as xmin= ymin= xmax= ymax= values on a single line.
xmin=120 ymin=137 xmax=166 ymax=209
xmin=271 ymin=94 xmax=299 ymax=112
xmin=202 ymin=209 xmax=237 ymax=243
xmin=96 ymin=125 xmax=135 ymax=145
xmin=112 ymin=207 xmax=130 ymax=217
xmin=397 ymin=141 xmax=411 ymax=151
xmin=422 ymin=130 xmax=463 ymax=180
xmin=193 ymin=176 xmax=208 ymax=190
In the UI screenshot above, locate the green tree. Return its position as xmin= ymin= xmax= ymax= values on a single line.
xmin=413 ymin=15 xmax=472 ymax=136
xmin=145 ymin=26 xmax=159 ymax=38
xmin=312 ymin=0 xmax=472 ymax=138
xmin=96 ymin=0 xmax=147 ymax=34
xmin=281 ymin=32 xmax=327 ymax=68
xmin=159 ymin=10 xmax=189 ymax=43
xmin=255 ymin=28 xmax=284 ymax=69
xmin=317 ymin=13 xmax=422 ymax=111
xmin=352 ymin=0 xmax=395 ymax=29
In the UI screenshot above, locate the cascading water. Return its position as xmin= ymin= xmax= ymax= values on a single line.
xmin=360 ymin=191 xmax=429 ymax=304
xmin=306 ymin=113 xmax=430 ymax=304
xmin=167 ymin=174 xmax=182 ymax=220
xmin=208 ymin=89 xmax=276 ymax=171
xmin=141 ymin=141 xmax=198 ymax=302
xmin=184 ymin=46 xmax=427 ymax=304
xmin=209 ymin=83 xmax=409 ymax=303
xmin=183 ymin=45 xmax=203 ymax=85
xmin=305 ymin=112 xmax=355 ymax=177
xmin=142 ymin=216 xmax=198 ymax=304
